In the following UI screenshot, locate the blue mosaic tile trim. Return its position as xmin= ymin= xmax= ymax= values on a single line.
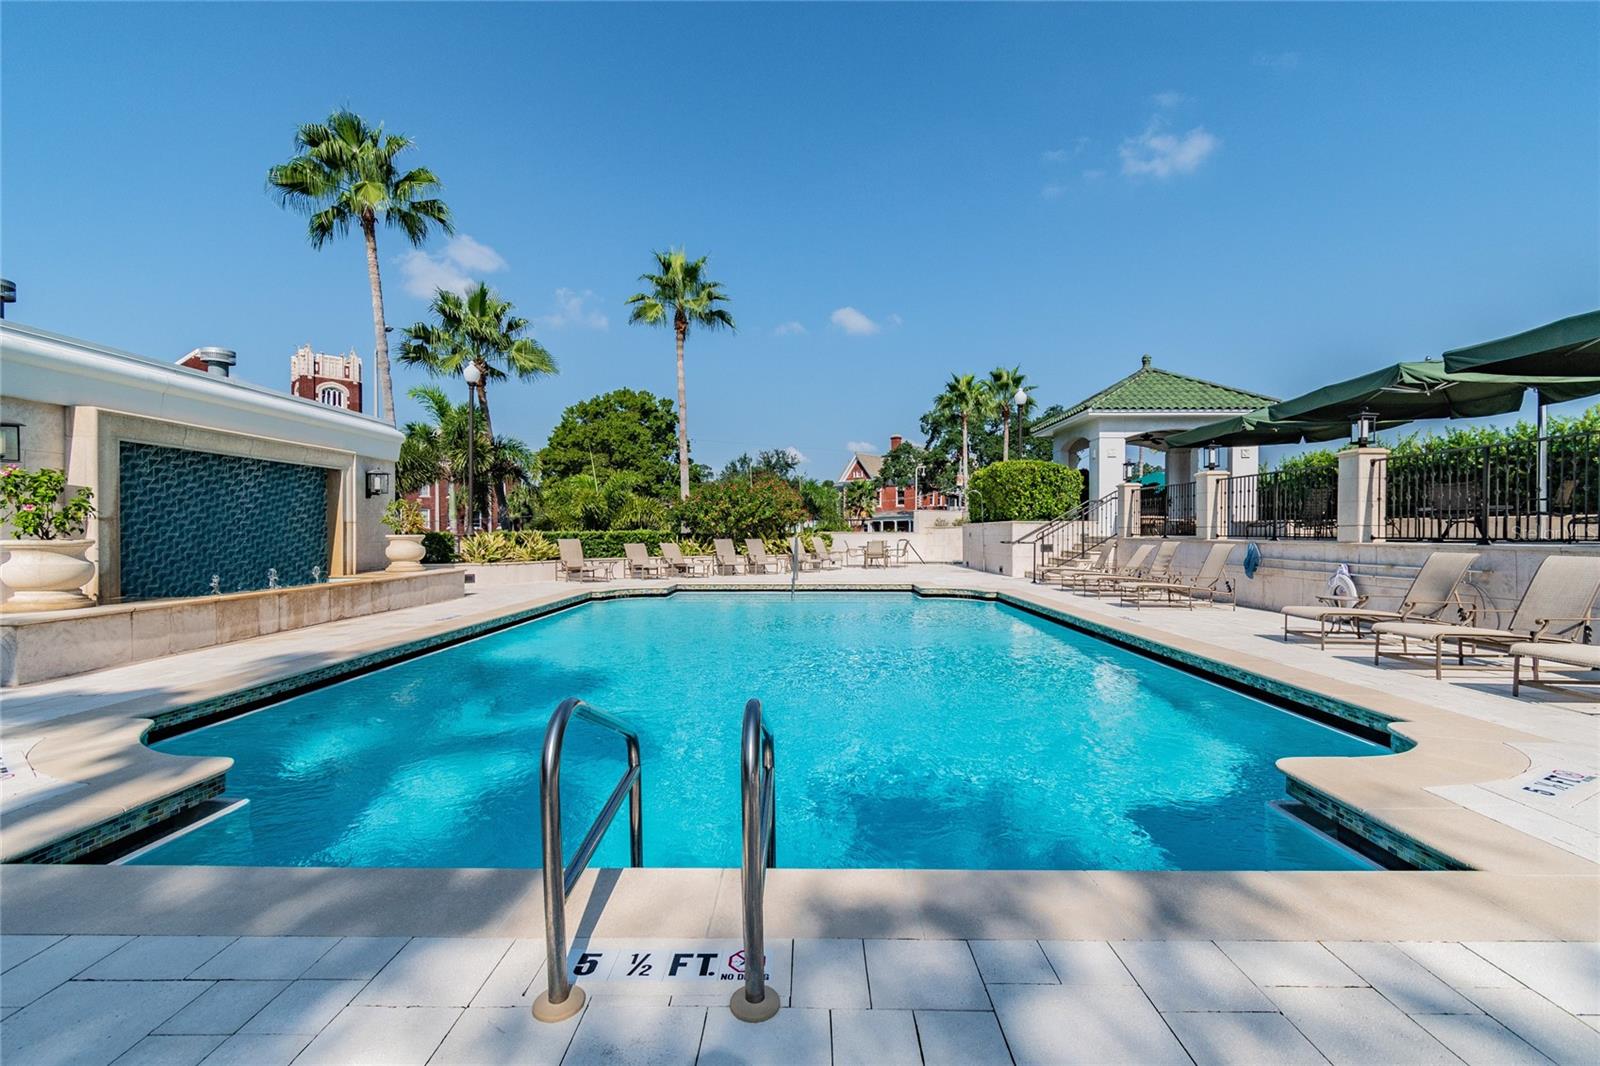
xmin=119 ymin=442 xmax=330 ymax=600
xmin=11 ymin=775 xmax=226 ymax=864
xmin=1287 ymin=779 xmax=1466 ymax=871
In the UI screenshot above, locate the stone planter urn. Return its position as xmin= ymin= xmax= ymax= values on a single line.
xmin=0 ymin=539 xmax=97 ymax=612
xmin=384 ymin=534 xmax=427 ymax=573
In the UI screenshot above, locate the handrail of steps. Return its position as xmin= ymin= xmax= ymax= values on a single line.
xmin=730 ymin=697 xmax=780 ymax=1022
xmin=1009 ymin=491 xmax=1121 ymax=582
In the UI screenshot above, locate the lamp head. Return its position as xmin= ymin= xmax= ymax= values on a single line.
xmin=463 ymin=363 xmax=483 ymax=386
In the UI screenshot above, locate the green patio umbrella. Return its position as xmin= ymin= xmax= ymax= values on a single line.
xmin=1266 ymin=359 xmax=1600 ymax=423
xmin=1165 ymin=408 xmax=1402 ymax=449
xmin=1441 ymin=309 xmax=1600 ymax=379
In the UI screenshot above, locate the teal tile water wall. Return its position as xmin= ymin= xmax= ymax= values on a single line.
xmin=118 ymin=442 xmax=330 ymax=600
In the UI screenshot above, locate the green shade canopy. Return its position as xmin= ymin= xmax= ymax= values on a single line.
xmin=1164 ymin=408 xmax=1399 ymax=449
xmin=1268 ymin=360 xmax=1600 ymax=424
xmin=1442 ymin=310 xmax=1600 ymax=380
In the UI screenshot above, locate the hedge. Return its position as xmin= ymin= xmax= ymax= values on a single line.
xmin=543 ymin=529 xmax=677 ymax=557
xmin=967 ymin=460 xmax=1084 ymax=521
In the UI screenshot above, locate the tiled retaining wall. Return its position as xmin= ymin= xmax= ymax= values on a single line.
xmin=10 ymin=776 xmax=226 ymax=864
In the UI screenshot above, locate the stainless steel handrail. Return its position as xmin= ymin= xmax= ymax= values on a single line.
xmin=730 ymin=697 xmax=779 ymax=1022
xmin=532 ymin=697 xmax=643 ymax=1023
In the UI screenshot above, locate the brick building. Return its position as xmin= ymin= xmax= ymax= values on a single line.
xmin=289 ymin=345 xmax=363 ymax=413
xmin=837 ymin=434 xmax=953 ymax=532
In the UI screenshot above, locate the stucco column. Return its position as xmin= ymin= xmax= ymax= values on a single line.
xmin=1194 ymin=470 xmax=1230 ymax=540
xmin=1115 ymin=480 xmax=1141 ymax=537
xmin=1090 ymin=432 xmax=1128 ymax=503
xmin=1338 ymin=446 xmax=1389 ymax=543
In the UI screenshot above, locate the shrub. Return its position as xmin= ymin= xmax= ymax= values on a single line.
xmin=541 ymin=529 xmax=676 ymax=558
xmin=673 ymin=475 xmax=806 ymax=541
xmin=381 ymin=498 xmax=427 ymax=535
xmin=421 ymin=531 xmax=457 ymax=563
xmin=967 ymin=460 xmax=1083 ymax=522
xmin=459 ymin=530 xmax=561 ymax=563
xmin=0 ymin=466 xmax=95 ymax=540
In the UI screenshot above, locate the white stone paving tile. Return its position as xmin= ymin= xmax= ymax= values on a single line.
xmin=1216 ymin=940 xmax=1365 ymax=987
xmin=1325 ymin=941 xmax=1482 ymax=1014
xmin=0 ymin=979 xmax=208 ymax=1066
xmin=81 ymin=937 xmax=236 ymax=981
xmin=470 ymin=938 xmax=547 ymax=1008
xmin=1036 ymin=940 xmax=1136 ymax=986
xmin=864 ymin=939 xmax=989 ymax=1011
xmin=0 ymin=934 xmax=133 ymax=1008
xmin=238 ymin=979 xmax=365 ymax=1034
xmin=1111 ymin=940 xmax=1275 ymax=1012
xmin=354 ymin=936 xmax=512 ymax=1007
xmin=1266 ymin=987 xmax=1460 ymax=1065
xmin=110 ymin=1034 xmax=226 ymax=1066
xmin=196 ymin=1033 xmax=313 ymax=1066
xmin=1401 ymin=942 xmax=1527 ymax=990
xmin=1413 ymin=1013 xmax=1554 ymax=1066
xmin=300 ymin=936 xmax=409 ymax=981
xmin=153 ymin=980 xmax=287 ymax=1035
xmin=1464 ymin=986 xmax=1600 ymax=1066
xmin=1465 ymin=942 xmax=1600 ymax=1016
xmin=560 ymin=999 xmax=708 ymax=1066
xmin=968 ymin=940 xmax=1058 ymax=985
xmin=428 ymin=1005 xmax=583 ymax=1065
xmin=1584 ymin=1016 xmax=1600 ymax=1034
xmin=188 ymin=936 xmax=339 ymax=981
xmin=295 ymin=1005 xmax=463 ymax=1066
xmin=792 ymin=938 xmax=869 ymax=1009
xmin=1 ymin=934 xmax=63 ymax=973
xmin=914 ymin=1009 xmax=1014 ymax=1066
xmin=989 ymin=984 xmax=1190 ymax=1066
xmin=698 ymin=1006 xmax=831 ymax=1066
xmin=1162 ymin=1011 xmax=1329 ymax=1066
xmin=830 ymin=1007 xmax=921 ymax=1066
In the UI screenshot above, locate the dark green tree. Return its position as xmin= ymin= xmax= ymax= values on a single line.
xmin=540 ymin=388 xmax=683 ymax=498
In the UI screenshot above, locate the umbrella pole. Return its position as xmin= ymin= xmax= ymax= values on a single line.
xmin=1536 ymin=390 xmax=1549 ymax=541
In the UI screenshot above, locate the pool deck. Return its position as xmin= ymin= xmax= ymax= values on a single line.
xmin=2 ymin=564 xmax=1597 ymax=1063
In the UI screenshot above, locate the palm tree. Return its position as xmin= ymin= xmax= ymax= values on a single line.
xmin=625 ymin=249 xmax=736 ymax=499
xmin=935 ymin=374 xmax=995 ymax=508
xmin=398 ymin=282 xmax=556 ymax=443
xmin=398 ymin=385 xmax=535 ymax=531
xmin=268 ymin=110 xmax=452 ymax=425
xmin=987 ymin=366 xmax=1029 ymax=462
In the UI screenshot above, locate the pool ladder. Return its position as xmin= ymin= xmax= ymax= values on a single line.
xmin=532 ymin=696 xmax=779 ymax=1025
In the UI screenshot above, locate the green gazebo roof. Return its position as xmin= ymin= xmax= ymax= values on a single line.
xmin=1032 ymin=354 xmax=1277 ymax=435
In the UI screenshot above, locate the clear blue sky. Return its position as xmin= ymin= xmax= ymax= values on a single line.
xmin=3 ymin=3 xmax=1596 ymax=477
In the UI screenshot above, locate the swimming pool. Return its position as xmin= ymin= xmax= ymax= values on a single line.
xmin=136 ymin=593 xmax=1381 ymax=870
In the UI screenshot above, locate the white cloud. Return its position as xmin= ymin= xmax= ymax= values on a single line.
xmin=397 ymin=234 xmax=508 ymax=298
xmin=830 ymin=306 xmax=882 ymax=336
xmin=1253 ymin=50 xmax=1301 ymax=70
xmin=538 ymin=288 xmax=609 ymax=330
xmin=846 ymin=440 xmax=879 ymax=454
xmin=885 ymin=313 xmax=904 ymax=328
xmin=1119 ymin=119 xmax=1220 ymax=179
xmin=783 ymin=446 xmax=807 ymax=464
xmin=773 ymin=320 xmax=807 ymax=336
xmin=1152 ymin=91 xmax=1188 ymax=109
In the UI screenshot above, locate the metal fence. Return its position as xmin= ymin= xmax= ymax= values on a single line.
xmin=1023 ymin=491 xmax=1120 ymax=581
xmin=1225 ymin=469 xmax=1338 ymax=540
xmin=1381 ymin=430 xmax=1600 ymax=543
xmin=1138 ymin=482 xmax=1196 ymax=536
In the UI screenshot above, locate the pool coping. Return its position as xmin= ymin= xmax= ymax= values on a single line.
xmin=0 ymin=578 xmax=1591 ymax=885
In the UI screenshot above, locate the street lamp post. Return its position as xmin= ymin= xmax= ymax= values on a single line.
xmin=1012 ymin=387 xmax=1028 ymax=457
xmin=464 ymin=362 xmax=482 ymax=534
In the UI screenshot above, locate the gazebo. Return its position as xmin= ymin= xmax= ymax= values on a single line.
xmin=1030 ymin=354 xmax=1278 ymax=501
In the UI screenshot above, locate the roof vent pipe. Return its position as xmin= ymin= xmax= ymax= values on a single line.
xmin=188 ymin=347 xmax=237 ymax=377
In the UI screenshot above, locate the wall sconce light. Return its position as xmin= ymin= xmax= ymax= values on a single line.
xmin=365 ymin=470 xmax=391 ymax=498
xmin=1202 ymin=444 xmax=1221 ymax=471
xmin=1351 ymin=410 xmax=1378 ymax=447
xmin=0 ymin=423 xmax=19 ymax=463
xmin=1122 ymin=458 xmax=1139 ymax=482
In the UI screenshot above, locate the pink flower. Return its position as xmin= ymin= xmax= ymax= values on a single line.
xmin=20 ymin=503 xmax=35 ymax=511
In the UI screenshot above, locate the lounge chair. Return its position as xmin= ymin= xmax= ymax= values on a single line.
xmin=809 ymin=539 xmax=842 ymax=569
xmin=1061 ymin=543 xmax=1153 ymax=591
xmin=623 ymin=542 xmax=667 ymax=579
xmin=1088 ymin=541 xmax=1178 ymax=596
xmin=1280 ymin=551 xmax=1479 ymax=648
xmin=713 ymin=539 xmax=745 ymax=575
xmin=831 ymin=537 xmax=864 ymax=566
xmin=863 ymin=539 xmax=890 ymax=568
xmin=661 ymin=542 xmax=710 ymax=577
xmin=745 ymin=538 xmax=785 ymax=574
xmin=557 ymin=538 xmax=612 ymax=582
xmin=1510 ymin=641 xmax=1600 ymax=697
xmin=1039 ymin=544 xmax=1112 ymax=582
xmin=1371 ymin=555 xmax=1600 ymax=679
xmin=1118 ymin=543 xmax=1237 ymax=609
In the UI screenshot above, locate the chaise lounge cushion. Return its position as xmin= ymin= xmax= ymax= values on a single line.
xmin=1282 ymin=605 xmax=1401 ymax=622
xmin=1510 ymin=642 xmax=1600 ymax=669
xmin=1370 ymin=621 xmax=1529 ymax=643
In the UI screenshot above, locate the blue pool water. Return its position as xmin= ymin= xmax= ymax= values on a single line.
xmin=138 ymin=594 xmax=1380 ymax=870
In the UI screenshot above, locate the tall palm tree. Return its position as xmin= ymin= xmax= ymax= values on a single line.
xmin=268 ymin=110 xmax=452 ymax=425
xmin=625 ymin=249 xmax=736 ymax=499
xmin=398 ymin=282 xmax=556 ymax=443
xmin=987 ymin=366 xmax=1029 ymax=462
xmin=398 ymin=385 xmax=535 ymax=530
xmin=935 ymin=374 xmax=995 ymax=508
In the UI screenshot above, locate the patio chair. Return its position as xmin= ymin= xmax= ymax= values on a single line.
xmin=1510 ymin=640 xmax=1600 ymax=697
xmin=831 ymin=537 xmax=865 ymax=566
xmin=1118 ymin=543 xmax=1237 ymax=609
xmin=623 ymin=542 xmax=667 ymax=579
xmin=1087 ymin=541 xmax=1178 ymax=596
xmin=863 ymin=539 xmax=890 ymax=568
xmin=1371 ymin=554 xmax=1600 ymax=679
xmin=1280 ymin=551 xmax=1479 ymax=649
xmin=1061 ymin=543 xmax=1153 ymax=591
xmin=661 ymin=542 xmax=710 ymax=577
xmin=713 ymin=539 xmax=745 ymax=575
xmin=806 ymin=539 xmax=841 ymax=570
xmin=1039 ymin=543 xmax=1112 ymax=582
xmin=557 ymin=539 xmax=612 ymax=582
xmin=745 ymin=537 xmax=785 ymax=574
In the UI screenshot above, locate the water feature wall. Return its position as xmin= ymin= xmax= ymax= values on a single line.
xmin=118 ymin=441 xmax=330 ymax=600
